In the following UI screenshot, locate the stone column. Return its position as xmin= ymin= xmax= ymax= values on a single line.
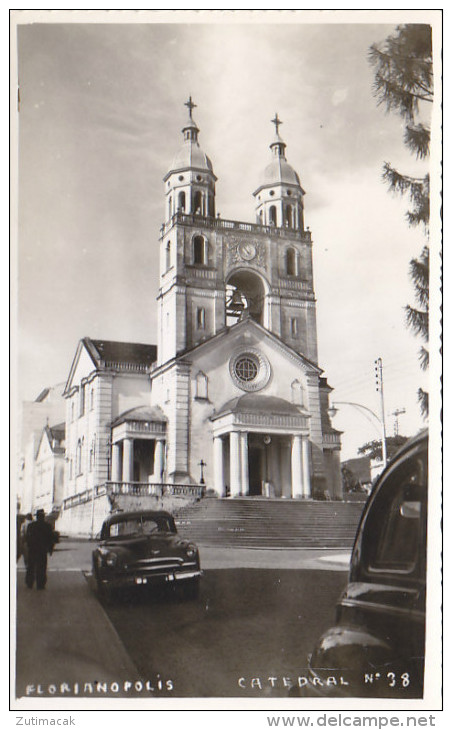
xmin=153 ymin=440 xmax=165 ymax=483
xmin=291 ymin=435 xmax=303 ymax=498
xmin=230 ymin=432 xmax=241 ymax=497
xmin=240 ymin=432 xmax=249 ymax=496
xmin=302 ymin=436 xmax=312 ymax=498
xmin=111 ymin=443 xmax=121 ymax=482
xmin=122 ymin=438 xmax=134 ymax=482
xmin=213 ymin=436 xmax=224 ymax=496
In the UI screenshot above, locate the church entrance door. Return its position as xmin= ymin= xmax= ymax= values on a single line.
xmin=248 ymin=438 xmax=265 ymax=496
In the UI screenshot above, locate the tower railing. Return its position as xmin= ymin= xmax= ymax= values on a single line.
xmin=160 ymin=212 xmax=311 ymax=242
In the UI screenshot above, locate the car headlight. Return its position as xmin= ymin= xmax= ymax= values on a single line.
xmin=105 ymin=553 xmax=118 ymax=567
xmin=186 ymin=544 xmax=197 ymax=557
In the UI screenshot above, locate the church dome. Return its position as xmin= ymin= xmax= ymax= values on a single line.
xmin=214 ymin=393 xmax=306 ymax=418
xmin=165 ymin=97 xmax=216 ymax=179
xmin=253 ymin=115 xmax=303 ymax=197
xmin=261 ymin=157 xmax=301 ymax=187
xmin=170 ymin=142 xmax=214 ymax=174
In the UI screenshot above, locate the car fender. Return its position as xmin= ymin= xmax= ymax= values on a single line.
xmin=310 ymin=624 xmax=395 ymax=675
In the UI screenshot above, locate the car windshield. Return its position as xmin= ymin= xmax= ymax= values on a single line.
xmin=106 ymin=516 xmax=174 ymax=539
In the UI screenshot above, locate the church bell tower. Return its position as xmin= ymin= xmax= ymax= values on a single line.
xmin=157 ymin=98 xmax=222 ymax=366
xmin=151 ymin=101 xmax=341 ymax=495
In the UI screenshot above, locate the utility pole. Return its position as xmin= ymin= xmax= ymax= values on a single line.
xmin=375 ymin=357 xmax=388 ymax=468
xmin=392 ymin=408 xmax=406 ymax=436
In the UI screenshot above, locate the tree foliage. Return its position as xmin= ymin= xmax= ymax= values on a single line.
xmin=369 ymin=24 xmax=433 ymax=418
xmin=358 ymin=435 xmax=409 ymax=462
xmin=341 ymin=465 xmax=359 ymax=493
xmin=369 ymin=24 xmax=433 ymax=119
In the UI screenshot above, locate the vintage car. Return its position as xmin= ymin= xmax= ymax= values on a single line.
xmin=92 ymin=510 xmax=202 ymax=601
xmin=306 ymin=430 xmax=428 ymax=698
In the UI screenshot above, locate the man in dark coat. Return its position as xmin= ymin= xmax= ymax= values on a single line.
xmin=25 ymin=509 xmax=55 ymax=590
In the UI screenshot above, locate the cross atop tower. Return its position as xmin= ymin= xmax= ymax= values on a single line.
xmin=185 ymin=96 xmax=197 ymax=119
xmin=271 ymin=112 xmax=283 ymax=135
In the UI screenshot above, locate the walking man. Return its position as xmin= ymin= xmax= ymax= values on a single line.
xmin=25 ymin=509 xmax=55 ymax=590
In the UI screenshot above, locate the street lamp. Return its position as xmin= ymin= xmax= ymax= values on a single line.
xmin=328 ymin=400 xmax=388 ymax=468
xmin=198 ymin=459 xmax=206 ymax=485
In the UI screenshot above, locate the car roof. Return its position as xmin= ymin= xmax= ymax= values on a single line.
xmin=103 ymin=510 xmax=174 ymax=525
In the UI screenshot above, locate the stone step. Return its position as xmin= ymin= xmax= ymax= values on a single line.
xmin=174 ymin=497 xmax=364 ymax=549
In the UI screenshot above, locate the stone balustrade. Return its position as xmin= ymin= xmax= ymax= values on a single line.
xmin=62 ymin=481 xmax=205 ymax=511
xmin=160 ymin=212 xmax=311 ymax=242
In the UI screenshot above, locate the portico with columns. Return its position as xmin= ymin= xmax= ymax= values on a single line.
xmin=110 ymin=406 xmax=167 ymax=484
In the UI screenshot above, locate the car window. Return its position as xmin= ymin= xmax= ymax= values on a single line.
xmin=363 ymin=448 xmax=427 ymax=576
xmin=107 ymin=516 xmax=174 ymax=538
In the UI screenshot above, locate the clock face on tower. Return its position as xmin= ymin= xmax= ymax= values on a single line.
xmin=239 ymin=242 xmax=257 ymax=261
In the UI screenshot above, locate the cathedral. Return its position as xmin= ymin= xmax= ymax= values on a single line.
xmin=56 ymin=99 xmax=342 ymax=535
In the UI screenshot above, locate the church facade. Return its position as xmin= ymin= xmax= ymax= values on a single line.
xmin=57 ymin=101 xmax=342 ymax=535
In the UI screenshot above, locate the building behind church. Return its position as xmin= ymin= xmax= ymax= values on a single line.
xmin=23 ymin=101 xmax=343 ymax=536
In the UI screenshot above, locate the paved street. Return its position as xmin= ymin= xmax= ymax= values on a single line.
xmin=16 ymin=540 xmax=350 ymax=699
xmin=95 ymin=568 xmax=347 ymax=697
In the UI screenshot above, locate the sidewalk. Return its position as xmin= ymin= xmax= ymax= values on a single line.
xmin=15 ymin=565 xmax=139 ymax=699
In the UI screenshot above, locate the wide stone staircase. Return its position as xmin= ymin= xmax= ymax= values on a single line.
xmin=174 ymin=497 xmax=367 ymax=549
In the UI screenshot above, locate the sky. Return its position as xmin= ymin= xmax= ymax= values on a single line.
xmin=13 ymin=11 xmax=440 ymax=460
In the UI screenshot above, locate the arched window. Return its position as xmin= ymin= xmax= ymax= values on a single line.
xmin=90 ymin=386 xmax=95 ymax=410
xmin=193 ymin=235 xmax=206 ymax=265
xmin=165 ymin=241 xmax=171 ymax=270
xmin=196 ymin=307 xmax=206 ymax=330
xmin=286 ymin=247 xmax=296 ymax=276
xmin=195 ymin=371 xmax=208 ymax=400
xmin=269 ymin=205 xmax=277 ymax=225
xmin=178 ymin=191 xmax=186 ymax=212
xmin=284 ymin=204 xmax=293 ymax=228
xmin=298 ymin=204 xmax=304 ymax=231
xmin=79 ymin=383 xmax=86 ymax=417
xmin=168 ymin=195 xmax=172 ymax=219
xmin=89 ymin=437 xmax=96 ymax=472
xmin=291 ymin=380 xmax=306 ymax=407
xmin=193 ymin=190 xmax=202 ymax=214
xmin=76 ymin=438 xmax=84 ymax=476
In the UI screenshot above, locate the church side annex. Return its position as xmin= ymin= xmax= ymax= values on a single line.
xmin=57 ymin=100 xmax=342 ymax=536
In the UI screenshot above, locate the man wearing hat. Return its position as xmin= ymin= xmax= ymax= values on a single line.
xmin=25 ymin=509 xmax=55 ymax=590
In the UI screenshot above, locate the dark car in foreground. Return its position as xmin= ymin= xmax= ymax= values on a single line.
xmin=92 ymin=510 xmax=202 ymax=602
xmin=306 ymin=430 xmax=428 ymax=698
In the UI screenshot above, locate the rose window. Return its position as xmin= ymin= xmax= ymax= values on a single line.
xmin=235 ymin=356 xmax=259 ymax=383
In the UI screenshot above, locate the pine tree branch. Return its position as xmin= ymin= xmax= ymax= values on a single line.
xmin=405 ymin=304 xmax=429 ymax=340
xmin=404 ymin=124 xmax=430 ymax=159
xmin=417 ymin=388 xmax=429 ymax=419
xmin=419 ymin=346 xmax=429 ymax=371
